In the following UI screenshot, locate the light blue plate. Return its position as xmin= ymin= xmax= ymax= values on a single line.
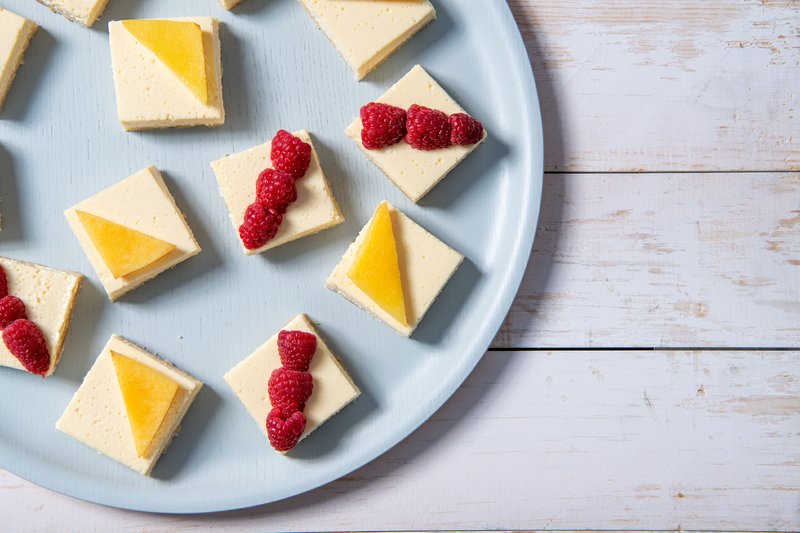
xmin=0 ymin=0 xmax=542 ymax=513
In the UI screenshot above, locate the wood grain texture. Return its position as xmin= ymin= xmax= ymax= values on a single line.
xmin=2 ymin=349 xmax=798 ymax=531
xmin=496 ymin=172 xmax=800 ymax=349
xmin=509 ymin=0 xmax=800 ymax=172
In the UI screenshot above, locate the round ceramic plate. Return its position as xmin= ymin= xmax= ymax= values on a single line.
xmin=0 ymin=0 xmax=542 ymax=513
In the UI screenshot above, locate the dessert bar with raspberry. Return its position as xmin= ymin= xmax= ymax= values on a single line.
xmin=0 ymin=257 xmax=82 ymax=377
xmin=346 ymin=65 xmax=488 ymax=202
xmin=224 ymin=313 xmax=360 ymax=453
xmin=211 ymin=130 xmax=344 ymax=255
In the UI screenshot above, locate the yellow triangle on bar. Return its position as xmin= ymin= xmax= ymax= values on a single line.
xmin=111 ymin=351 xmax=180 ymax=458
xmin=76 ymin=210 xmax=176 ymax=279
xmin=122 ymin=19 xmax=209 ymax=104
xmin=348 ymin=203 xmax=408 ymax=326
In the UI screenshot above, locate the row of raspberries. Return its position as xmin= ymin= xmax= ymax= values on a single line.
xmin=266 ymin=329 xmax=318 ymax=452
xmin=360 ymin=102 xmax=484 ymax=151
xmin=239 ymin=130 xmax=313 ymax=250
xmin=0 ymin=266 xmax=50 ymax=376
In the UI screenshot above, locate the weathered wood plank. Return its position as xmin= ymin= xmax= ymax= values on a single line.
xmin=2 ymin=349 xmax=798 ymax=530
xmin=496 ymin=172 xmax=800 ymax=348
xmin=509 ymin=0 xmax=800 ymax=172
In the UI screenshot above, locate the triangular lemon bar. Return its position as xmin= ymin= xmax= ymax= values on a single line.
xmin=347 ymin=203 xmax=408 ymax=326
xmin=122 ymin=20 xmax=209 ymax=104
xmin=75 ymin=210 xmax=176 ymax=279
xmin=111 ymin=351 xmax=180 ymax=457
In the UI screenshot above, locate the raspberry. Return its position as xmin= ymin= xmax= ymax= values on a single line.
xmin=0 ymin=265 xmax=7 ymax=298
xmin=271 ymin=130 xmax=312 ymax=179
xmin=268 ymin=368 xmax=314 ymax=413
xmin=256 ymin=168 xmax=297 ymax=214
xmin=0 ymin=295 xmax=27 ymax=329
xmin=238 ymin=202 xmax=282 ymax=250
xmin=266 ymin=406 xmax=306 ymax=452
xmin=277 ymin=330 xmax=317 ymax=371
xmin=405 ymin=104 xmax=452 ymax=150
xmin=2 ymin=319 xmax=49 ymax=376
xmin=449 ymin=113 xmax=484 ymax=146
xmin=360 ymin=102 xmax=407 ymax=150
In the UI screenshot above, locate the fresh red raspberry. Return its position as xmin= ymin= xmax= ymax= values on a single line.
xmin=0 ymin=265 xmax=7 ymax=298
xmin=360 ymin=102 xmax=407 ymax=150
xmin=268 ymin=368 xmax=314 ymax=413
xmin=256 ymin=168 xmax=297 ymax=214
xmin=238 ymin=202 xmax=282 ymax=250
xmin=0 ymin=295 xmax=27 ymax=329
xmin=266 ymin=406 xmax=306 ymax=452
xmin=2 ymin=319 xmax=49 ymax=376
xmin=277 ymin=330 xmax=317 ymax=371
xmin=449 ymin=113 xmax=484 ymax=146
xmin=270 ymin=130 xmax=312 ymax=179
xmin=405 ymin=104 xmax=452 ymax=150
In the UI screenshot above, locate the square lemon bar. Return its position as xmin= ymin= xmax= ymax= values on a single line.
xmin=0 ymin=257 xmax=82 ymax=376
xmin=327 ymin=201 xmax=463 ymax=336
xmin=346 ymin=65 xmax=487 ymax=202
xmin=298 ymin=0 xmax=435 ymax=80
xmin=211 ymin=130 xmax=344 ymax=255
xmin=64 ymin=166 xmax=201 ymax=301
xmin=0 ymin=7 xmax=37 ymax=112
xmin=56 ymin=335 xmax=203 ymax=476
xmin=109 ymin=17 xmax=225 ymax=130
xmin=37 ymin=0 xmax=110 ymax=27
xmin=225 ymin=313 xmax=360 ymax=451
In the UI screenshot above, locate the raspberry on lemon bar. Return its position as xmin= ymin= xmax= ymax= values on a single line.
xmin=0 ymin=257 xmax=82 ymax=377
xmin=211 ymin=130 xmax=344 ymax=255
xmin=224 ymin=314 xmax=360 ymax=453
xmin=346 ymin=65 xmax=487 ymax=202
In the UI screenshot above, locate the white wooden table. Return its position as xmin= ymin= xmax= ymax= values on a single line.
xmin=3 ymin=1 xmax=798 ymax=530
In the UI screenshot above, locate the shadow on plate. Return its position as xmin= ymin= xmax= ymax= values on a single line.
xmin=53 ymin=278 xmax=110 ymax=383
xmin=216 ymin=23 xmax=257 ymax=135
xmin=96 ymin=0 xmax=150 ymax=29
xmin=362 ymin=0 xmax=454 ymax=89
xmin=421 ymin=133 xmax=510 ymax=210
xmin=232 ymin=0 xmax=282 ymax=17
xmin=412 ymin=256 xmax=481 ymax=347
xmin=153 ymin=385 xmax=222 ymax=480
xmin=120 ymin=170 xmax=224 ymax=305
xmin=286 ymin=320 xmax=378 ymax=461
xmin=0 ymin=146 xmax=23 ymax=243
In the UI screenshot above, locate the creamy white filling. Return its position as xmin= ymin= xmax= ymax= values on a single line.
xmin=211 ymin=130 xmax=344 ymax=255
xmin=0 ymin=257 xmax=82 ymax=376
xmin=224 ymin=313 xmax=360 ymax=453
xmin=297 ymin=0 xmax=435 ymax=80
xmin=345 ymin=65 xmax=487 ymax=202
xmin=108 ymin=17 xmax=225 ymax=130
xmin=56 ymin=335 xmax=203 ymax=476
xmin=64 ymin=166 xmax=201 ymax=301
xmin=326 ymin=202 xmax=463 ymax=336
